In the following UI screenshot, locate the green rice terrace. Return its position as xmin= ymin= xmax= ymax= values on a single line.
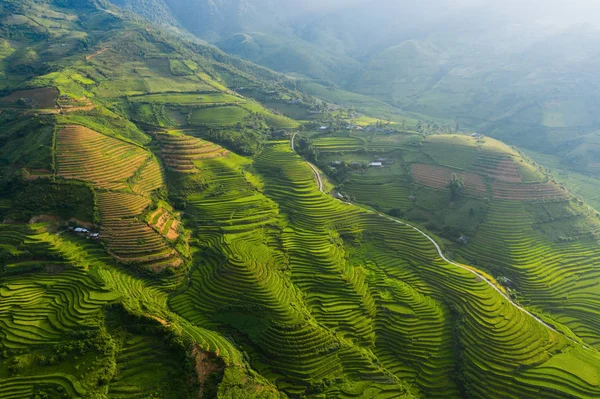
xmin=1 ymin=0 xmax=600 ymax=398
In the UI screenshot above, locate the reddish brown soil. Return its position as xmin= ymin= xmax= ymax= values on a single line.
xmin=86 ymin=47 xmax=109 ymax=60
xmin=1 ymin=87 xmax=59 ymax=108
xmin=192 ymin=345 xmax=225 ymax=396
xmin=492 ymin=181 xmax=567 ymax=200
xmin=411 ymin=163 xmax=488 ymax=197
xmin=489 ymin=157 xmax=522 ymax=183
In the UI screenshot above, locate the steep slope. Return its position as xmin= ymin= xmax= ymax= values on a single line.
xmin=311 ymin=131 xmax=600 ymax=351
xmin=111 ymin=0 xmax=600 ymax=185
xmin=2 ymin=0 xmax=600 ymax=398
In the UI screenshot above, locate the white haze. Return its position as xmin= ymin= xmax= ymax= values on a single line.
xmin=291 ymin=0 xmax=600 ymax=26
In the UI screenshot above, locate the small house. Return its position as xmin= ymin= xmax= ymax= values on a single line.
xmin=458 ymin=235 xmax=469 ymax=244
xmin=368 ymin=162 xmax=383 ymax=167
xmin=471 ymin=133 xmax=482 ymax=139
xmin=320 ymin=126 xmax=328 ymax=130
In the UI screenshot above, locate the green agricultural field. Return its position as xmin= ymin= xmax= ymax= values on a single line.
xmin=129 ymin=92 xmax=243 ymax=105
xmin=189 ymin=105 xmax=251 ymax=126
xmin=312 ymin=136 xmax=366 ymax=151
xmin=3 ymin=0 xmax=600 ymax=398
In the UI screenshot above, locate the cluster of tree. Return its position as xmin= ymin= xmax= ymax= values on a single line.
xmin=11 ymin=181 xmax=98 ymax=223
xmin=201 ymin=127 xmax=266 ymax=156
xmin=294 ymin=136 xmax=318 ymax=164
xmin=416 ymin=120 xmax=455 ymax=135
xmin=447 ymin=174 xmax=464 ymax=201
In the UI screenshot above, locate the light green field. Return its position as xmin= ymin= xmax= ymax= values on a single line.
xmin=190 ymin=105 xmax=251 ymax=126
xmin=129 ymin=92 xmax=243 ymax=105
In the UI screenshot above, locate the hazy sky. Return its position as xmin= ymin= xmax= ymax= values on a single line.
xmin=295 ymin=0 xmax=600 ymax=25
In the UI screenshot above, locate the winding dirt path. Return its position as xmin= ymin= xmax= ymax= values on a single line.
xmin=86 ymin=47 xmax=109 ymax=61
xmin=291 ymin=133 xmax=323 ymax=191
xmin=289 ymin=133 xmax=591 ymax=350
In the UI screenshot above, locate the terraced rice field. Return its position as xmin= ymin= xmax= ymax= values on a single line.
xmin=312 ymin=136 xmax=365 ymax=152
xmin=6 ymin=127 xmax=600 ymax=397
xmin=491 ymin=180 xmax=566 ymax=200
xmin=148 ymin=207 xmax=179 ymax=240
xmin=344 ymin=175 xmax=413 ymax=210
xmin=0 ymin=223 xmax=240 ymax=397
xmin=129 ymin=156 xmax=163 ymax=195
xmin=411 ymin=163 xmax=566 ymax=200
xmin=129 ymin=92 xmax=243 ymax=105
xmin=189 ymin=106 xmax=250 ymax=126
xmin=154 ymin=131 xmax=229 ymax=173
xmin=411 ymin=163 xmax=489 ymax=197
xmin=97 ymin=192 xmax=182 ymax=271
xmin=473 ymin=152 xmax=522 ymax=182
xmin=53 ymin=124 xmax=184 ymax=271
xmin=108 ymin=333 xmax=190 ymax=398
xmin=422 ymin=140 xmax=480 ymax=170
xmin=56 ymin=125 xmax=150 ymax=190
xmin=460 ymin=201 xmax=600 ymax=348
xmin=251 ymin=142 xmax=600 ymax=398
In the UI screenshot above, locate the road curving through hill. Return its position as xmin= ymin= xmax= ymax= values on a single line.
xmin=290 ymin=132 xmax=591 ymax=351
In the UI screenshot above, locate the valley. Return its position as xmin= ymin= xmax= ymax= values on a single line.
xmin=1 ymin=0 xmax=600 ymax=398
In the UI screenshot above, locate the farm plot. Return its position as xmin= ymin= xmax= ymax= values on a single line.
xmin=460 ymin=201 xmax=600 ymax=348
xmin=155 ymin=131 xmax=229 ymax=174
xmin=0 ymin=87 xmax=59 ymax=109
xmin=172 ymin=142 xmax=399 ymax=397
xmin=129 ymin=157 xmax=163 ymax=195
xmin=97 ymin=192 xmax=182 ymax=271
xmin=492 ymin=180 xmax=567 ymax=200
xmin=343 ymin=175 xmax=414 ymax=211
xmin=0 ymin=222 xmax=238 ymax=397
xmin=254 ymin=143 xmax=457 ymax=397
xmin=312 ymin=136 xmax=365 ymax=152
xmin=473 ymin=152 xmax=522 ymax=182
xmin=56 ymin=125 xmax=150 ymax=191
xmin=261 ymin=143 xmax=600 ymax=398
xmin=421 ymin=141 xmax=480 ymax=170
xmin=129 ymin=92 xmax=243 ymax=105
xmin=189 ymin=106 xmax=250 ymax=126
xmin=148 ymin=207 xmax=180 ymax=240
xmin=411 ymin=163 xmax=488 ymax=197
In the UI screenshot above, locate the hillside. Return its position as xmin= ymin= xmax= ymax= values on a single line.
xmin=307 ymin=130 xmax=600 ymax=351
xmin=109 ymin=0 xmax=600 ymax=189
xmin=2 ymin=0 xmax=600 ymax=398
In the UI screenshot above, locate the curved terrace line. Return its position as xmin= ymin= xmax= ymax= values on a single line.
xmin=290 ymin=133 xmax=592 ymax=351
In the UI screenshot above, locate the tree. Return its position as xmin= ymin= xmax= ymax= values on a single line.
xmin=447 ymin=174 xmax=464 ymax=201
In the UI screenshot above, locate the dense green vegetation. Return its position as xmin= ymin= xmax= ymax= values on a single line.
xmin=110 ymin=0 xmax=600 ymax=195
xmin=2 ymin=0 xmax=600 ymax=398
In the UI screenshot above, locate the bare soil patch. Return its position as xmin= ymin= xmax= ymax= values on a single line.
xmin=492 ymin=181 xmax=567 ymax=200
xmin=411 ymin=163 xmax=487 ymax=197
xmin=86 ymin=47 xmax=109 ymax=60
xmin=1 ymin=87 xmax=59 ymax=108
xmin=489 ymin=157 xmax=522 ymax=183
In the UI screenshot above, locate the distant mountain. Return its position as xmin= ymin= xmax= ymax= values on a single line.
xmin=111 ymin=0 xmax=600 ymax=177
